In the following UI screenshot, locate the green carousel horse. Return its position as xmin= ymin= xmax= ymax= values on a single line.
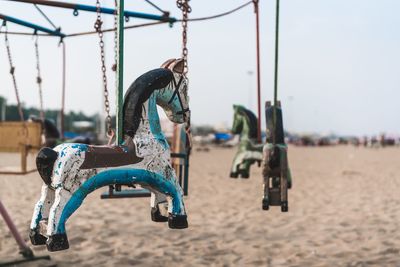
xmin=230 ymin=105 xmax=263 ymax=178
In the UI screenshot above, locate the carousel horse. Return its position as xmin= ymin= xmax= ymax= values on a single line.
xmin=29 ymin=58 xmax=190 ymax=252
xmin=229 ymin=105 xmax=263 ymax=178
xmin=262 ymin=102 xmax=292 ymax=212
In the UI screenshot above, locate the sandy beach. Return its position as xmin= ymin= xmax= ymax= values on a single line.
xmin=1 ymin=146 xmax=400 ymax=266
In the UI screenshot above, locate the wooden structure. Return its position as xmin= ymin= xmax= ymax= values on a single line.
xmin=0 ymin=121 xmax=42 ymax=174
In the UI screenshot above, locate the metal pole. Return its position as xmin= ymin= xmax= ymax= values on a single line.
xmin=0 ymin=13 xmax=65 ymax=37
xmin=247 ymin=70 xmax=253 ymax=114
xmin=3 ymin=0 xmax=176 ymax=23
xmin=0 ymin=200 xmax=31 ymax=254
xmin=253 ymin=0 xmax=262 ymax=143
xmin=116 ymin=0 xmax=124 ymax=145
xmin=273 ymin=0 xmax=280 ymax=144
xmin=60 ymin=41 xmax=66 ymax=139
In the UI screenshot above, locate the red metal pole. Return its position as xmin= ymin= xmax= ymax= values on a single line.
xmin=0 ymin=200 xmax=31 ymax=253
xmin=254 ymin=0 xmax=262 ymax=143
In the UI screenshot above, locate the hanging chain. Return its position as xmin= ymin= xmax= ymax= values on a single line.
xmin=95 ymin=0 xmax=113 ymax=136
xmin=177 ymin=0 xmax=191 ymax=76
xmin=112 ymin=0 xmax=118 ymax=72
xmin=3 ymin=23 xmax=28 ymax=140
xmin=4 ymin=25 xmax=24 ymax=123
xmin=176 ymin=0 xmax=192 ymax=149
xmin=34 ymin=35 xmax=45 ymax=121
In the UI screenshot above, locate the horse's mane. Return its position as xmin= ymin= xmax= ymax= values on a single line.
xmin=237 ymin=106 xmax=258 ymax=140
xmin=123 ymin=68 xmax=173 ymax=138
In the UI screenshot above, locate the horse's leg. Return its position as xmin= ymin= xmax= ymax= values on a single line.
xmin=262 ymin=144 xmax=271 ymax=210
xmin=262 ymin=176 xmax=270 ymax=210
xmin=46 ymin=187 xmax=73 ymax=252
xmin=45 ymin=168 xmax=96 ymax=252
xmin=280 ymin=148 xmax=289 ymax=212
xmin=239 ymin=159 xmax=252 ymax=178
xmin=150 ymin=192 xmax=168 ymax=222
xmin=29 ymin=184 xmax=55 ymax=245
xmin=287 ymin=167 xmax=293 ymax=189
xmin=158 ymin=167 xmax=187 ymax=229
xmin=230 ymin=151 xmax=244 ymax=178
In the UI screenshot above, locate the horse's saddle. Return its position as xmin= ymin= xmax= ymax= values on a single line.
xmin=80 ymin=141 xmax=143 ymax=169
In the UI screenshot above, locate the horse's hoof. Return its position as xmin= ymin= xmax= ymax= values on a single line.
xmin=262 ymin=198 xmax=269 ymax=210
xmin=151 ymin=207 xmax=168 ymax=222
xmin=29 ymin=228 xmax=47 ymax=246
xmin=239 ymin=171 xmax=250 ymax=179
xmin=168 ymin=214 xmax=188 ymax=229
xmin=46 ymin=233 xmax=69 ymax=252
xmin=230 ymin=172 xmax=238 ymax=178
xmin=281 ymin=201 xmax=288 ymax=212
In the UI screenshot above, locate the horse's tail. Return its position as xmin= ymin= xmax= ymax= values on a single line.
xmin=36 ymin=147 xmax=58 ymax=185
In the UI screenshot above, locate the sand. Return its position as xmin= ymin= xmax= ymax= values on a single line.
xmin=1 ymin=146 xmax=400 ymax=267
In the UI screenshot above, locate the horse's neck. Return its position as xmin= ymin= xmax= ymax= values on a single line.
xmin=137 ymin=94 xmax=163 ymax=139
xmin=240 ymin=116 xmax=252 ymax=140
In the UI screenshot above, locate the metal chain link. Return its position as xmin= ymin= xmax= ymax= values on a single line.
xmin=95 ymin=0 xmax=113 ymax=136
xmin=4 ymin=26 xmax=24 ymax=123
xmin=34 ymin=35 xmax=45 ymax=121
xmin=177 ymin=0 xmax=191 ymax=76
xmin=112 ymin=0 xmax=118 ymax=72
xmin=4 ymin=24 xmax=28 ymax=139
xmin=176 ymin=0 xmax=192 ymax=149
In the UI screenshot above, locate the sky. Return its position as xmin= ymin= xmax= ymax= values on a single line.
xmin=0 ymin=0 xmax=399 ymax=136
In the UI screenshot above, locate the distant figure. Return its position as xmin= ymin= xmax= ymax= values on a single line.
xmin=363 ymin=136 xmax=368 ymax=147
xmin=380 ymin=134 xmax=385 ymax=148
xmin=29 ymin=115 xmax=60 ymax=148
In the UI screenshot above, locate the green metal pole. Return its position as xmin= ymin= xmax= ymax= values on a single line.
xmin=273 ymin=0 xmax=280 ymax=145
xmin=116 ymin=0 xmax=124 ymax=145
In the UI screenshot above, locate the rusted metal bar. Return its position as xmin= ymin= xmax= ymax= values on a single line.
xmin=0 ymin=200 xmax=31 ymax=254
xmin=0 ymin=200 xmax=51 ymax=265
xmin=253 ymin=0 xmax=262 ymax=143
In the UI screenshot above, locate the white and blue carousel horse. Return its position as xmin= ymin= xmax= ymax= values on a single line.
xmin=29 ymin=58 xmax=190 ymax=252
xmin=230 ymin=105 xmax=263 ymax=178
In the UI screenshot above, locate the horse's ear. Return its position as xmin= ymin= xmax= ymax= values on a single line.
xmin=171 ymin=58 xmax=185 ymax=74
xmin=233 ymin=105 xmax=243 ymax=112
xmin=161 ymin=58 xmax=176 ymax=69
